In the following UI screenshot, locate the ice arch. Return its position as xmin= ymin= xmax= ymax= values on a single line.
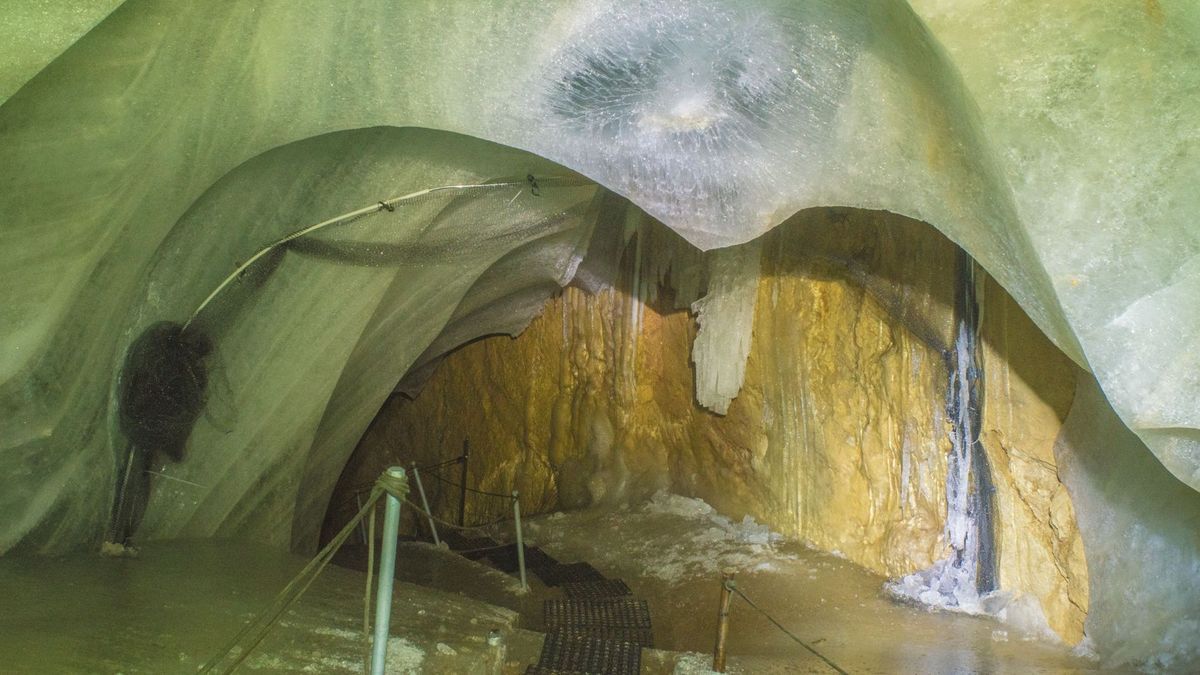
xmin=2 ymin=0 xmax=1198 ymax=551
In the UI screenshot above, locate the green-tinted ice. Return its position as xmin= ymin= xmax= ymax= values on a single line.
xmin=1 ymin=0 xmax=1197 ymax=667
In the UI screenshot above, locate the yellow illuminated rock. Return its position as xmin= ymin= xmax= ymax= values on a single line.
xmin=978 ymin=275 xmax=1089 ymax=642
xmin=333 ymin=207 xmax=1088 ymax=643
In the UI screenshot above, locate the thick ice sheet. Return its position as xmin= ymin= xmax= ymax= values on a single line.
xmin=1055 ymin=374 xmax=1200 ymax=670
xmin=908 ymin=0 xmax=1200 ymax=493
xmin=3 ymin=0 xmax=1197 ymax=494
xmin=0 ymin=0 xmax=124 ymax=104
xmin=0 ymin=125 xmax=598 ymax=554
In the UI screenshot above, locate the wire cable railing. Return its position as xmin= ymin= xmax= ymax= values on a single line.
xmin=712 ymin=570 xmax=850 ymax=674
xmin=730 ymin=585 xmax=849 ymax=674
xmin=341 ymin=461 xmax=515 ymax=532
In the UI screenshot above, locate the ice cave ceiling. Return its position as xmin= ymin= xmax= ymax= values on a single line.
xmin=1 ymin=0 xmax=1198 ymax=559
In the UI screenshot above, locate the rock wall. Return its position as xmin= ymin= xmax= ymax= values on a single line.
xmin=978 ymin=274 xmax=1089 ymax=643
xmin=329 ymin=208 xmax=1088 ymax=642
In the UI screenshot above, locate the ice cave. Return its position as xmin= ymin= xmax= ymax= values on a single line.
xmin=2 ymin=1 xmax=1199 ymax=673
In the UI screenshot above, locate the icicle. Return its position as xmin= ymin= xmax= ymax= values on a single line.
xmin=691 ymin=239 xmax=762 ymax=415
xmin=627 ymin=208 xmax=644 ymax=396
xmin=886 ymin=252 xmax=997 ymax=610
xmin=561 ymin=289 xmax=570 ymax=345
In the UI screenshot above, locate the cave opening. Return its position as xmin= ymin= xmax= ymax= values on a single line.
xmin=315 ymin=200 xmax=1092 ymax=672
xmin=5 ymin=0 xmax=1200 ymax=666
xmin=2 ymin=118 xmax=1195 ymax=672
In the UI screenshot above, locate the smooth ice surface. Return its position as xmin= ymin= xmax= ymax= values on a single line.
xmin=1055 ymin=374 xmax=1200 ymax=671
xmin=2 ymin=2 xmax=1200 ymax=666
xmin=0 ymin=126 xmax=599 ymax=554
xmin=0 ymin=0 xmax=123 ymax=103
xmin=906 ymin=0 xmax=1200 ymax=491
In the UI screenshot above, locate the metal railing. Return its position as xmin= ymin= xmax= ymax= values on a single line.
xmin=711 ymin=570 xmax=849 ymax=674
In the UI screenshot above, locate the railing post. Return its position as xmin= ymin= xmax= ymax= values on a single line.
xmin=713 ymin=569 xmax=736 ymax=673
xmin=355 ymin=491 xmax=368 ymax=545
xmin=370 ymin=467 xmax=406 ymax=675
xmin=410 ymin=462 xmax=440 ymax=546
xmin=458 ymin=439 xmax=470 ymax=527
xmin=512 ymin=491 xmax=528 ymax=591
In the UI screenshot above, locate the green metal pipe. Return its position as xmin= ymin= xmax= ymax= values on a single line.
xmin=512 ymin=490 xmax=527 ymax=591
xmin=370 ymin=466 xmax=406 ymax=675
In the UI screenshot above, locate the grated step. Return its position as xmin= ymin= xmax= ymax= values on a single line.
xmin=551 ymin=625 xmax=654 ymax=649
xmin=534 ymin=630 xmax=642 ymax=675
xmin=544 ymin=598 xmax=652 ymax=630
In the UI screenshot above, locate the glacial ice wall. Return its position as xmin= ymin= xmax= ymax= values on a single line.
xmin=0 ymin=124 xmax=598 ymax=552
xmin=0 ymin=0 xmax=123 ymax=103
xmin=1056 ymin=374 xmax=1200 ymax=670
xmin=4 ymin=0 xmax=1198 ymax=502
xmin=907 ymin=0 xmax=1200 ymax=491
xmin=1 ymin=0 xmax=1198 ymax=569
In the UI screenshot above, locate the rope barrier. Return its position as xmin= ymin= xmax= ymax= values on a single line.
xmin=401 ymin=497 xmax=514 ymax=534
xmin=339 ymin=461 xmax=510 ymax=507
xmin=418 ymin=468 xmax=514 ymax=500
xmin=417 ymin=456 xmax=463 ymax=472
xmin=200 ymin=471 xmax=410 ymax=674
xmin=729 ymin=586 xmax=849 ymax=675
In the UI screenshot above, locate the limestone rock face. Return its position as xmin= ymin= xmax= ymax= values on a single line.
xmin=334 ymin=207 xmax=1089 ymax=643
xmin=979 ymin=276 xmax=1089 ymax=642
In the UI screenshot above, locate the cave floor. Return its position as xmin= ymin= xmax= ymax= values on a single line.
xmin=505 ymin=494 xmax=1101 ymax=674
xmin=0 ymin=496 xmax=1101 ymax=674
xmin=0 ymin=540 xmax=518 ymax=673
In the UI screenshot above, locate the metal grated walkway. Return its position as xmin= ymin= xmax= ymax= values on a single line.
xmin=432 ymin=519 xmax=653 ymax=673
xmin=529 ymin=556 xmax=652 ymax=674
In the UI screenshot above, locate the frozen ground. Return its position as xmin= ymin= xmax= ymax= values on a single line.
xmin=518 ymin=492 xmax=1100 ymax=674
xmin=0 ymin=495 xmax=1101 ymax=673
xmin=0 ymin=541 xmax=514 ymax=674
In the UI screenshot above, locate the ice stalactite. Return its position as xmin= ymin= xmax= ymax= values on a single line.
xmin=690 ymin=240 xmax=762 ymax=415
xmin=888 ymin=251 xmax=1000 ymax=612
xmin=620 ymin=207 xmax=645 ymax=398
xmin=945 ymin=251 xmax=998 ymax=596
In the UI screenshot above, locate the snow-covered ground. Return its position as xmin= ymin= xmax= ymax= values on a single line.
xmin=525 ymin=491 xmax=793 ymax=584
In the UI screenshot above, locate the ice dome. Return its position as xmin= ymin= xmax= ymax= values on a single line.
xmin=2 ymin=0 xmax=1197 ymax=670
